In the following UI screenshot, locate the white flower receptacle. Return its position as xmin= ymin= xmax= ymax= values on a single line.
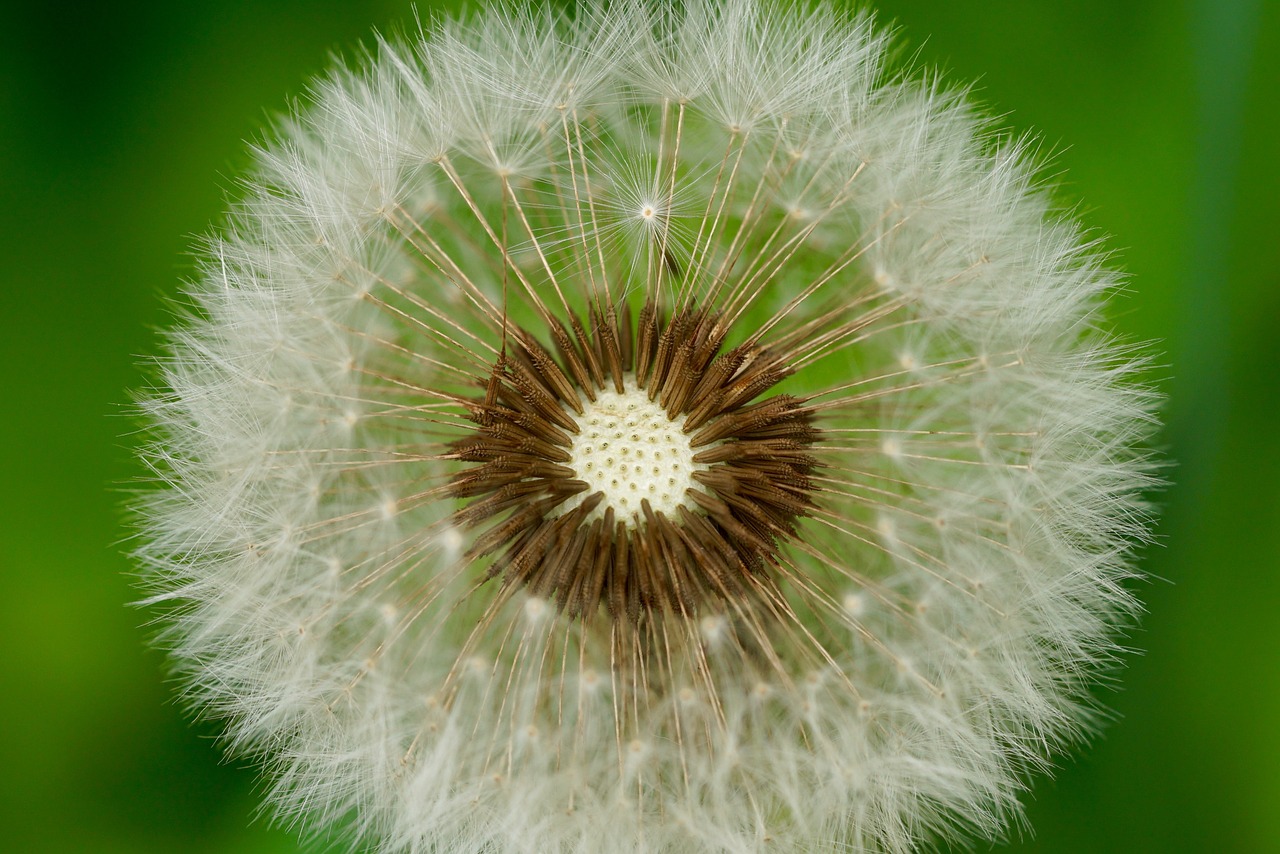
xmin=563 ymin=381 xmax=703 ymax=523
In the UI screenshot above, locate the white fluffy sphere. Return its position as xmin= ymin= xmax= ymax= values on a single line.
xmin=135 ymin=2 xmax=1158 ymax=851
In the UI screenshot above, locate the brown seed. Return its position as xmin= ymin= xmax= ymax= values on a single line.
xmin=446 ymin=300 xmax=820 ymax=622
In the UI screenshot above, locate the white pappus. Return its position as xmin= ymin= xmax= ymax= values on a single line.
xmin=134 ymin=1 xmax=1159 ymax=852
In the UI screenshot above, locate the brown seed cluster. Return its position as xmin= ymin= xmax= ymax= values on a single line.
xmin=448 ymin=300 xmax=819 ymax=622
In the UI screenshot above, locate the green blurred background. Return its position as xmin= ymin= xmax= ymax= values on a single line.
xmin=1 ymin=0 xmax=1275 ymax=851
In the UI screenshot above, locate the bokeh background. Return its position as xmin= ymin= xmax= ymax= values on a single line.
xmin=2 ymin=0 xmax=1275 ymax=851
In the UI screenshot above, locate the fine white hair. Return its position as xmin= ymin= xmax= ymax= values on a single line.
xmin=135 ymin=2 xmax=1158 ymax=851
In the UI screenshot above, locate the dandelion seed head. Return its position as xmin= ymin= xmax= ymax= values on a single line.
xmin=134 ymin=1 xmax=1159 ymax=852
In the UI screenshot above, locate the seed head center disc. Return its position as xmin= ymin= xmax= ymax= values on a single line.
xmin=447 ymin=299 xmax=822 ymax=621
xmin=566 ymin=382 xmax=701 ymax=523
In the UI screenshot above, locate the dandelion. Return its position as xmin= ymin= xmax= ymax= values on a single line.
xmin=135 ymin=1 xmax=1158 ymax=851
